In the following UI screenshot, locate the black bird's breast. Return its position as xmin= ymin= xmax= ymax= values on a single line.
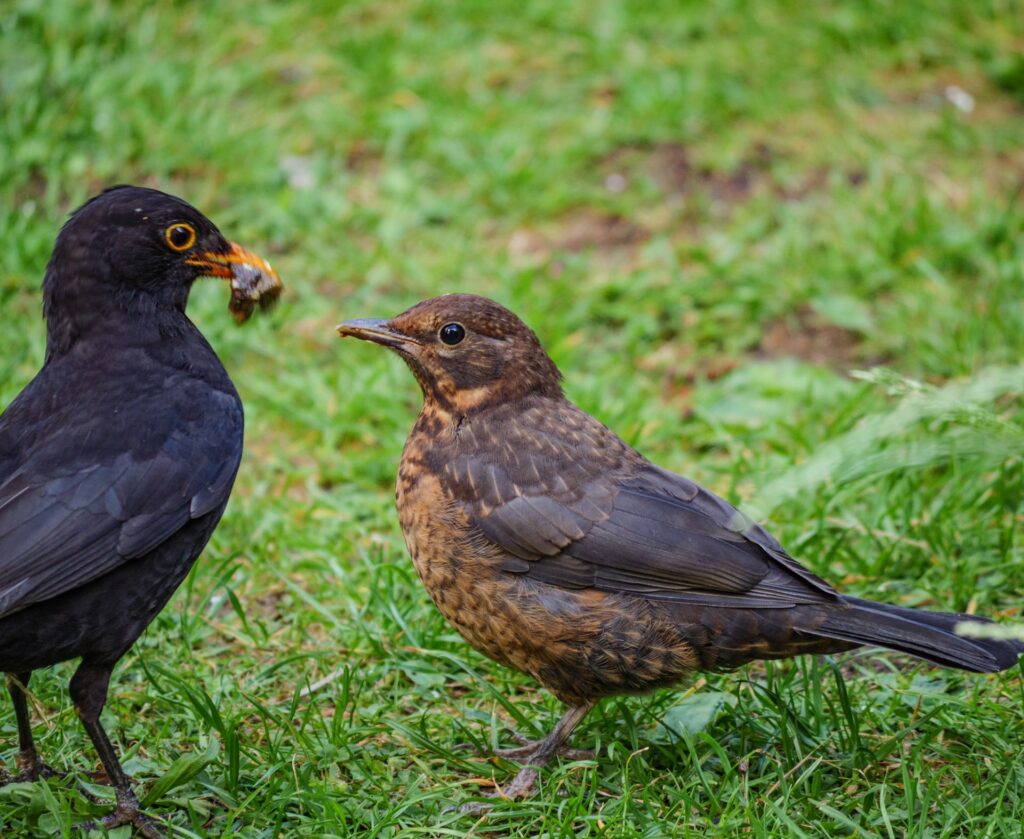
xmin=0 ymin=331 xmax=243 ymax=672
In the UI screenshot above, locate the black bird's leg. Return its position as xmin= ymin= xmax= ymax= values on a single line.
xmin=2 ymin=671 xmax=64 ymax=783
xmin=6 ymin=672 xmax=39 ymax=780
xmin=4 ymin=671 xmax=104 ymax=805
xmin=462 ymin=700 xmax=596 ymax=812
xmin=68 ymin=662 xmax=164 ymax=839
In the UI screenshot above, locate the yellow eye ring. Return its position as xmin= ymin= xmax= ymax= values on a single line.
xmin=165 ymin=223 xmax=197 ymax=252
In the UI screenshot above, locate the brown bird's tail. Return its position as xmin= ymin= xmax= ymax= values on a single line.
xmin=806 ymin=597 xmax=1024 ymax=673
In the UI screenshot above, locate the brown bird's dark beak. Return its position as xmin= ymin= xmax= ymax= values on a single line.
xmin=186 ymin=242 xmax=283 ymax=322
xmin=336 ymin=318 xmax=420 ymax=351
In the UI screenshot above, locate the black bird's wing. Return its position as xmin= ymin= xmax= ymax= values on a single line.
xmin=0 ymin=367 xmax=242 ymax=619
xmin=450 ymin=404 xmax=838 ymax=609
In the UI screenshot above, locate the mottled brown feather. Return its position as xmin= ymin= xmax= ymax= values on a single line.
xmin=341 ymin=294 xmax=1021 ymax=710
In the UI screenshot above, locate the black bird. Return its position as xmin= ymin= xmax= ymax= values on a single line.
xmin=0 ymin=186 xmax=281 ymax=836
xmin=337 ymin=294 xmax=1023 ymax=806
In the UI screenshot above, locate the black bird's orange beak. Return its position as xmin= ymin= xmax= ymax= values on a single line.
xmin=186 ymin=242 xmax=283 ymax=322
xmin=336 ymin=318 xmax=420 ymax=351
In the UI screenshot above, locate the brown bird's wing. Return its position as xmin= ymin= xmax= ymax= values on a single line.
xmin=441 ymin=404 xmax=620 ymax=558
xmin=547 ymin=465 xmax=838 ymax=607
xmin=451 ymin=406 xmax=838 ymax=609
xmin=0 ymin=369 xmax=242 ymax=619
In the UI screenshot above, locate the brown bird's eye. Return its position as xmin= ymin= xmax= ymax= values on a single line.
xmin=164 ymin=223 xmax=197 ymax=252
xmin=439 ymin=322 xmax=466 ymax=346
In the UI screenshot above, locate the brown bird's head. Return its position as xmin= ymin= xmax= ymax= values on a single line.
xmin=337 ymin=294 xmax=563 ymax=411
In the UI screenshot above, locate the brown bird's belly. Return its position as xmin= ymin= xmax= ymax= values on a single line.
xmin=397 ymin=467 xmax=707 ymax=705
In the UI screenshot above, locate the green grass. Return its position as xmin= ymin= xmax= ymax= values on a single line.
xmin=2 ymin=0 xmax=1023 ymax=835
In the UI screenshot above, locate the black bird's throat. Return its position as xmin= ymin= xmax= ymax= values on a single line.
xmin=43 ymin=265 xmax=193 ymax=361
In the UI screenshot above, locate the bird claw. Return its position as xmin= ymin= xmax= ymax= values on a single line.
xmin=458 ymin=766 xmax=541 ymax=814
xmin=456 ymin=729 xmax=595 ymax=762
xmin=74 ymin=788 xmax=163 ymax=839
xmin=0 ymin=756 xmax=105 ymax=805
xmin=451 ymin=705 xmax=597 ymax=812
xmin=15 ymin=753 xmax=67 ymax=783
xmin=490 ymin=742 xmax=595 ymax=761
xmin=458 ymin=799 xmax=495 ymax=815
xmin=1 ymin=756 xmax=66 ymax=786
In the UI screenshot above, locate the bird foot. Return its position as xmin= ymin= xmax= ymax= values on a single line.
xmin=459 ymin=766 xmax=541 ymax=814
xmin=0 ymin=753 xmax=104 ymax=805
xmin=490 ymin=738 xmax=595 ymax=762
xmin=457 ymin=729 xmax=594 ymax=762
xmin=0 ymin=752 xmax=71 ymax=786
xmin=15 ymin=751 xmax=67 ymax=783
xmin=75 ymin=787 xmax=163 ymax=839
xmin=454 ymin=704 xmax=597 ymax=814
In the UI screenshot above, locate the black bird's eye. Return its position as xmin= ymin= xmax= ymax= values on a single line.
xmin=165 ymin=223 xmax=197 ymax=252
xmin=439 ymin=322 xmax=466 ymax=346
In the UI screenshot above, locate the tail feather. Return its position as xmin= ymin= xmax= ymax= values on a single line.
xmin=805 ymin=596 xmax=1023 ymax=674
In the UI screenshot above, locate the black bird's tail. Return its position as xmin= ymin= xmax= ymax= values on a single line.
xmin=806 ymin=597 xmax=1024 ymax=673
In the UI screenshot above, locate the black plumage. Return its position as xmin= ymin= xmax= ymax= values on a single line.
xmin=0 ymin=186 xmax=281 ymax=836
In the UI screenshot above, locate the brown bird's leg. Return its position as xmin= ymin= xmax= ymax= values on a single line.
xmin=458 ymin=703 xmax=596 ymax=761
xmin=462 ymin=701 xmax=596 ymax=812
xmin=68 ymin=662 xmax=164 ymax=839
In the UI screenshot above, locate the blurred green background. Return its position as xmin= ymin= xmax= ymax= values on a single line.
xmin=1 ymin=1 xmax=1023 ymax=836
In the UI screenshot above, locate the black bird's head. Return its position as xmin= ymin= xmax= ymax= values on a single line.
xmin=337 ymin=294 xmax=563 ymax=411
xmin=43 ymin=185 xmax=282 ymax=355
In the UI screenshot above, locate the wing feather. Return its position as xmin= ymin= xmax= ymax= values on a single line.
xmin=0 ymin=369 xmax=242 ymax=619
xmin=454 ymin=403 xmax=837 ymax=609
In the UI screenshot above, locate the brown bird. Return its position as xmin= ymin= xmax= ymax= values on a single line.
xmin=337 ymin=294 xmax=1022 ymax=804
